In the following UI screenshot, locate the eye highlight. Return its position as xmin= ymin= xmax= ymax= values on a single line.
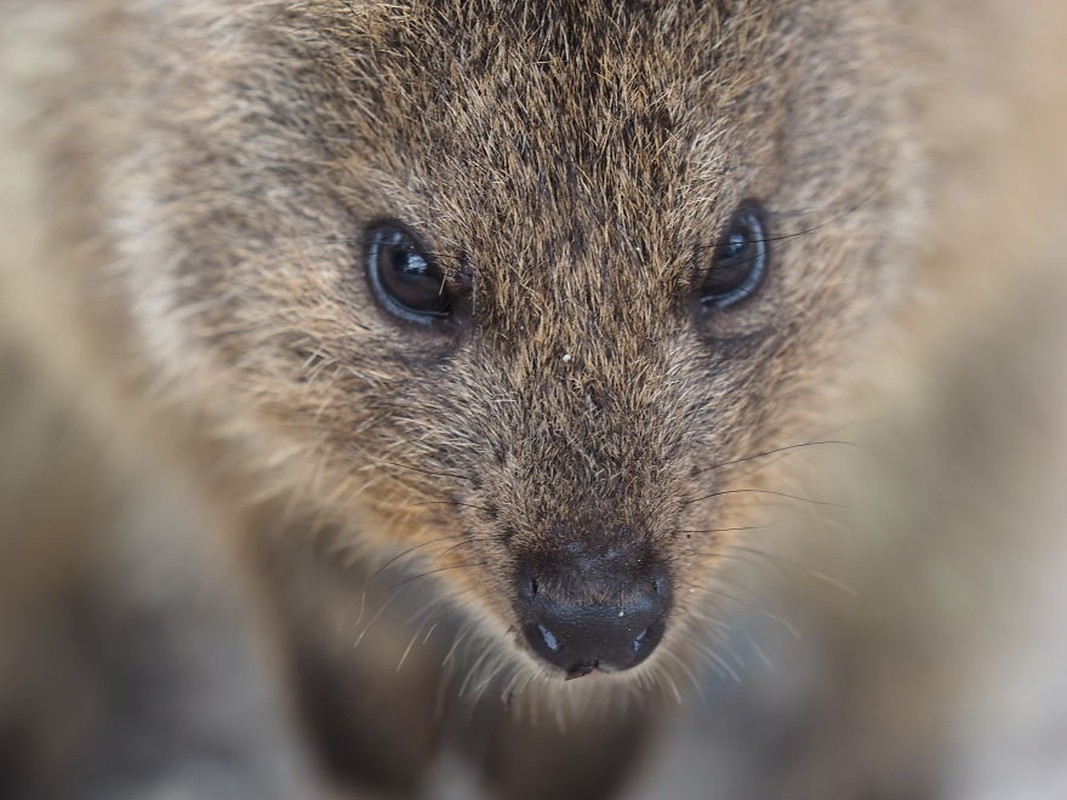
xmin=700 ymin=202 xmax=769 ymax=309
xmin=366 ymin=223 xmax=452 ymax=323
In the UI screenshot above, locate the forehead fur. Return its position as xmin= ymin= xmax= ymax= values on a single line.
xmin=274 ymin=1 xmax=769 ymax=329
xmin=140 ymin=2 xmax=898 ymax=353
xmin=116 ymin=0 xmax=913 ymax=480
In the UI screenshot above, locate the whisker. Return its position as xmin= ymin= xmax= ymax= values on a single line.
xmin=374 ymin=458 xmax=473 ymax=484
xmin=720 ymin=544 xmax=858 ymax=596
xmin=351 ymin=590 xmax=403 ymax=650
xmin=659 ymin=668 xmax=684 ymax=705
xmin=441 ymin=626 xmax=472 ymax=672
xmin=396 ymin=618 xmax=434 ymax=672
xmin=685 ymin=487 xmax=845 ymax=509
xmin=743 ymin=631 xmax=775 ymax=671
xmin=659 ymin=649 xmax=705 ymax=701
xmin=412 ymin=498 xmax=496 ymax=515
xmin=369 ymin=533 xmax=469 ymax=583
xmin=694 ymin=438 xmax=863 ymax=479
xmin=381 ymin=561 xmax=486 ymax=598
xmin=457 ymin=647 xmax=495 ymax=698
xmin=674 ymin=523 xmax=774 ymax=536
xmin=685 ymin=579 xmax=802 ymax=640
xmin=699 ymin=550 xmax=792 ymax=578
xmin=696 ymin=184 xmax=889 ymax=256
xmin=699 ymin=643 xmax=743 ymax=685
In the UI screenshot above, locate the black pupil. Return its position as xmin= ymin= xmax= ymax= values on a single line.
xmin=372 ymin=227 xmax=451 ymax=318
xmin=700 ymin=203 xmax=768 ymax=308
xmin=708 ymin=222 xmax=753 ymax=293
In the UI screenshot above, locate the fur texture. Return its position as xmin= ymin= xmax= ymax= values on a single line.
xmin=95 ymin=0 xmax=915 ymax=676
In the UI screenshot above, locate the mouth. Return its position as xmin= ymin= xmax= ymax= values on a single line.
xmin=520 ymin=608 xmax=669 ymax=678
xmin=563 ymin=660 xmax=609 ymax=681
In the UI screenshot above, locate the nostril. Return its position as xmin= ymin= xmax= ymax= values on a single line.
xmin=519 ymin=574 xmax=538 ymax=601
xmin=653 ymin=575 xmax=667 ymax=595
xmin=630 ymin=617 xmax=665 ymax=659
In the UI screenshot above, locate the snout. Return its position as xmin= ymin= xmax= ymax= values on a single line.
xmin=514 ymin=551 xmax=671 ymax=678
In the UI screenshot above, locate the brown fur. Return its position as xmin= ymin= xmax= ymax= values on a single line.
xmin=0 ymin=1 xmax=944 ymax=797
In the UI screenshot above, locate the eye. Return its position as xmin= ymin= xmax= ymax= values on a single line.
xmin=366 ymin=222 xmax=452 ymax=323
xmin=701 ymin=202 xmax=768 ymax=309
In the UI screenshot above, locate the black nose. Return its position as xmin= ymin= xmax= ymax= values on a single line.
xmin=516 ymin=562 xmax=671 ymax=678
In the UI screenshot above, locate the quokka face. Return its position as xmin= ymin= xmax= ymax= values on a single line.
xmin=116 ymin=0 xmax=916 ymax=683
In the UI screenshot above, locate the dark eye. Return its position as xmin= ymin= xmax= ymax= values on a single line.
xmin=701 ymin=202 xmax=768 ymax=309
xmin=366 ymin=223 xmax=452 ymax=323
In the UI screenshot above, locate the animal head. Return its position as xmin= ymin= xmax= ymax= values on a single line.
xmin=116 ymin=0 xmax=916 ymax=686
